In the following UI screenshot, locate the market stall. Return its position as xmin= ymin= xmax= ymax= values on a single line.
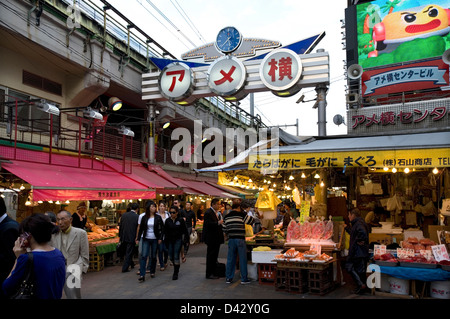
xmin=370 ymin=232 xmax=450 ymax=298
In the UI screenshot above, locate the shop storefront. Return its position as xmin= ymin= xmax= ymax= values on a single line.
xmin=201 ymin=130 xmax=450 ymax=297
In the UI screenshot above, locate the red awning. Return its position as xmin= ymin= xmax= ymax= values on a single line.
xmin=1 ymin=159 xmax=155 ymax=201
xmin=185 ymin=180 xmax=239 ymax=198
xmin=102 ymin=160 xmax=184 ymax=195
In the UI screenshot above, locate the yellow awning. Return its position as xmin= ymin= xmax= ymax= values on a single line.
xmin=249 ymin=148 xmax=450 ymax=170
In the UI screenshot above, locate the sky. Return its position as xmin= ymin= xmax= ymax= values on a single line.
xmin=104 ymin=0 xmax=349 ymax=137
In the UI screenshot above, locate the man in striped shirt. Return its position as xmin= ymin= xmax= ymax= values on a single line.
xmin=223 ymin=201 xmax=254 ymax=284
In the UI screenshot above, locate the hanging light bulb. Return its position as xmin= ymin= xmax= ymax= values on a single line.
xmin=248 ymin=178 xmax=253 ymax=183
xmin=20 ymin=184 xmax=25 ymax=190
xmin=301 ymin=172 xmax=306 ymax=178
xmin=320 ymin=180 xmax=325 ymax=187
xmin=432 ymin=168 xmax=439 ymax=174
xmin=383 ymin=167 xmax=389 ymax=172
xmin=289 ymin=175 xmax=294 ymax=180
xmin=392 ymin=168 xmax=397 ymax=173
xmin=234 ymin=176 xmax=238 ymax=181
xmin=314 ymin=173 xmax=320 ymax=179
xmin=65 ymin=200 xmax=70 ymax=204
xmin=404 ymin=168 xmax=410 ymax=174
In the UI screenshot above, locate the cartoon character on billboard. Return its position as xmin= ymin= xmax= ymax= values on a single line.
xmin=369 ymin=4 xmax=450 ymax=57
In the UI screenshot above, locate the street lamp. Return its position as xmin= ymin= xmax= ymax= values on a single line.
xmin=108 ymin=97 xmax=123 ymax=111
xmin=118 ymin=126 xmax=135 ymax=137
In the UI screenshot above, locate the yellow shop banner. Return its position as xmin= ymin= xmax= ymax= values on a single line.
xmin=248 ymin=148 xmax=450 ymax=170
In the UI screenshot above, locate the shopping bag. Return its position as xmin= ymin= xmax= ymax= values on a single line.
xmin=190 ymin=230 xmax=198 ymax=244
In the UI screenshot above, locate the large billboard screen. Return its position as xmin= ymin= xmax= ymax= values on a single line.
xmin=357 ymin=0 xmax=450 ymax=69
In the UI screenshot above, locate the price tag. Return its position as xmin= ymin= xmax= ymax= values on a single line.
xmin=397 ymin=248 xmax=414 ymax=259
xmin=310 ymin=243 xmax=321 ymax=255
xmin=431 ymin=244 xmax=450 ymax=262
xmin=374 ymin=244 xmax=386 ymax=256
xmin=419 ymin=250 xmax=433 ymax=261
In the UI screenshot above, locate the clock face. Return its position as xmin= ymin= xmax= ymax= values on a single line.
xmin=215 ymin=26 xmax=242 ymax=54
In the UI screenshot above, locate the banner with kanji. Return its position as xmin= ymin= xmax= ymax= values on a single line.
xmin=248 ymin=148 xmax=449 ymax=170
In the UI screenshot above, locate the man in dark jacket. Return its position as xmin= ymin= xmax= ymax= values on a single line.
xmin=345 ymin=208 xmax=370 ymax=294
xmin=203 ymin=198 xmax=224 ymax=279
xmin=0 ymin=197 xmax=19 ymax=298
xmin=119 ymin=202 xmax=139 ymax=273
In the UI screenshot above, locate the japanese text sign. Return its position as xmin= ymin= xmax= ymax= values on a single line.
xmin=259 ymin=48 xmax=303 ymax=92
xmin=158 ymin=62 xmax=194 ymax=101
xmin=396 ymin=248 xmax=414 ymax=259
xmin=362 ymin=59 xmax=449 ymax=96
xmin=207 ymin=56 xmax=246 ymax=96
xmin=431 ymin=244 xmax=450 ymax=262
xmin=374 ymin=244 xmax=386 ymax=256
xmin=248 ymin=148 xmax=449 ymax=170
xmin=310 ymin=243 xmax=321 ymax=255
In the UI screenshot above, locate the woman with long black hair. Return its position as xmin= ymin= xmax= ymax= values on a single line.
xmin=136 ymin=200 xmax=164 ymax=283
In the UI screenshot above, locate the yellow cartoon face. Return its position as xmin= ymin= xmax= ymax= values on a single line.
xmin=382 ymin=4 xmax=450 ymax=43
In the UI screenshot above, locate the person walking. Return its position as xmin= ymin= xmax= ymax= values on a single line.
xmin=157 ymin=200 xmax=170 ymax=271
xmin=223 ymin=201 xmax=254 ymax=284
xmin=0 ymin=197 xmax=19 ymax=299
xmin=136 ymin=201 xmax=164 ymax=282
xmin=51 ymin=210 xmax=89 ymax=299
xmin=164 ymin=205 xmax=189 ymax=280
xmin=182 ymin=201 xmax=196 ymax=260
xmin=345 ymin=208 xmax=370 ymax=294
xmin=118 ymin=202 xmax=139 ymax=273
xmin=203 ymin=198 xmax=224 ymax=279
xmin=2 ymin=214 xmax=66 ymax=299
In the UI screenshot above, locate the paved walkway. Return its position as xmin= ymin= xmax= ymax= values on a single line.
xmin=80 ymin=242 xmax=389 ymax=300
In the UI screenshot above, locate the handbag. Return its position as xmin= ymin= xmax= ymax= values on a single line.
xmin=189 ymin=230 xmax=198 ymax=245
xmin=10 ymin=252 xmax=36 ymax=299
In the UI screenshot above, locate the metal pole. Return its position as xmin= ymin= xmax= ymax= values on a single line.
xmin=250 ymin=93 xmax=254 ymax=126
xmin=147 ymin=102 xmax=156 ymax=164
xmin=316 ymin=83 xmax=327 ymax=137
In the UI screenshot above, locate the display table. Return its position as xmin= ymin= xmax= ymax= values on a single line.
xmin=371 ymin=264 xmax=450 ymax=298
xmin=378 ymin=265 xmax=450 ymax=281
xmin=89 ymin=237 xmax=119 ymax=255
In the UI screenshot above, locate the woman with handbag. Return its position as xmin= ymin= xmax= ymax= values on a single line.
xmin=2 ymin=214 xmax=66 ymax=299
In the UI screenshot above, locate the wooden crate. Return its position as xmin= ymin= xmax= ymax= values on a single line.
xmin=308 ymin=267 xmax=334 ymax=295
xmin=287 ymin=268 xmax=308 ymax=294
xmin=258 ymin=263 xmax=276 ymax=285
xmin=88 ymin=252 xmax=104 ymax=272
xmin=275 ymin=267 xmax=288 ymax=291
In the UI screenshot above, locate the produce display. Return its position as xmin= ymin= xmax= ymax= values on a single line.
xmin=286 ymin=217 xmax=334 ymax=243
xmin=401 ymin=237 xmax=436 ymax=252
xmin=274 ymin=248 xmax=333 ymax=263
xmin=87 ymin=225 xmax=119 ymax=241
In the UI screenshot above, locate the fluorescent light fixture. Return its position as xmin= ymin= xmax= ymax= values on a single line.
xmin=108 ymin=97 xmax=123 ymax=111
xmin=83 ymin=107 xmax=103 ymax=120
xmin=118 ymin=126 xmax=135 ymax=137
xmin=36 ymin=100 xmax=60 ymax=116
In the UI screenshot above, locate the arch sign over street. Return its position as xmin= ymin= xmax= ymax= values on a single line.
xmin=142 ymin=32 xmax=330 ymax=105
